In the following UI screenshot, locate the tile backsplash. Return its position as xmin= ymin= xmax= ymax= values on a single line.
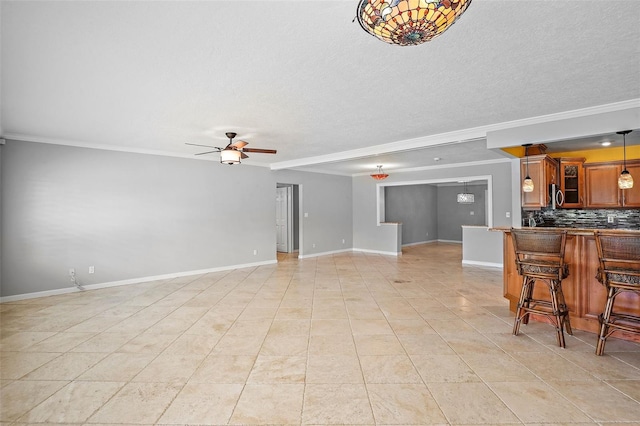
xmin=523 ymin=208 xmax=640 ymax=230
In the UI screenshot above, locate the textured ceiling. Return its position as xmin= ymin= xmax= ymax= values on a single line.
xmin=2 ymin=1 xmax=639 ymax=174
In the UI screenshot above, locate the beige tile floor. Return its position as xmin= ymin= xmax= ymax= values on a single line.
xmin=1 ymin=243 xmax=639 ymax=425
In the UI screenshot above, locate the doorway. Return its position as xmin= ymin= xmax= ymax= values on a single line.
xmin=276 ymin=183 xmax=300 ymax=253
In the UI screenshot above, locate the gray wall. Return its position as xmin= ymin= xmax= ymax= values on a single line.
xmin=353 ymin=161 xmax=512 ymax=252
xmin=437 ymin=184 xmax=487 ymax=242
xmin=0 ymin=143 xmax=3 ymax=290
xmin=1 ymin=141 xmax=352 ymax=297
xmin=384 ymin=184 xmax=437 ymax=245
xmin=274 ymin=169 xmax=352 ymax=256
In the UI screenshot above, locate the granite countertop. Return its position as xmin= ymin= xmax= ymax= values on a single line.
xmin=491 ymin=226 xmax=640 ymax=235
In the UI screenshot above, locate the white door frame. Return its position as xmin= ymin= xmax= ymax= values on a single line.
xmin=276 ymin=185 xmax=294 ymax=253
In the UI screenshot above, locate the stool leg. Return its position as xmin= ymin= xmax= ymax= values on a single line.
xmin=549 ymin=279 xmax=566 ymax=348
xmin=522 ymin=277 xmax=535 ymax=325
xmin=596 ymin=286 xmax=616 ymax=356
xmin=556 ymin=282 xmax=572 ymax=336
xmin=513 ymin=276 xmax=532 ymax=336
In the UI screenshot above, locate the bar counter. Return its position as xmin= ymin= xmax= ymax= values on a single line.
xmin=494 ymin=227 xmax=640 ymax=343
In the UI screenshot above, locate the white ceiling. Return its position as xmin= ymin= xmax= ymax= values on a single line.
xmin=2 ymin=1 xmax=639 ymax=175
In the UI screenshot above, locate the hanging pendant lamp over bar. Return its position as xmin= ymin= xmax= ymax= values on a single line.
xmin=371 ymin=165 xmax=389 ymax=180
xmin=356 ymin=0 xmax=473 ymax=46
xmin=617 ymin=130 xmax=634 ymax=189
xmin=522 ymin=144 xmax=534 ymax=193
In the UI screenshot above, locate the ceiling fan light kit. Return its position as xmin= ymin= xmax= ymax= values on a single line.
xmin=220 ymin=149 xmax=242 ymax=165
xmin=186 ymin=131 xmax=276 ymax=165
xmin=356 ymin=0 xmax=472 ymax=46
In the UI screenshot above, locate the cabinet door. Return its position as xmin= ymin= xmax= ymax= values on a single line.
xmin=521 ymin=158 xmax=545 ymax=209
xmin=521 ymin=155 xmax=557 ymax=209
xmin=560 ymin=160 xmax=584 ymax=208
xmin=585 ymin=164 xmax=621 ymax=207
xmin=622 ymin=162 xmax=640 ymax=207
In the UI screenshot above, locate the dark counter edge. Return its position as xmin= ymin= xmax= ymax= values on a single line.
xmin=490 ymin=227 xmax=640 ymax=236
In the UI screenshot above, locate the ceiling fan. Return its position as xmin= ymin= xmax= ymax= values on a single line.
xmin=186 ymin=132 xmax=277 ymax=165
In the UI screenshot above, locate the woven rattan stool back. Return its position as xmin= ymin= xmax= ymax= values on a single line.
xmin=594 ymin=230 xmax=640 ymax=355
xmin=511 ymin=229 xmax=568 ymax=281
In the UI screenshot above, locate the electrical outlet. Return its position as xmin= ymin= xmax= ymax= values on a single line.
xmin=607 ymin=214 xmax=615 ymax=223
xmin=89 ymin=266 xmax=95 ymax=274
xmin=506 ymin=212 xmax=511 ymax=218
xmin=312 ymin=243 xmax=316 ymax=248
xmin=470 ymin=211 xmax=474 ymax=215
xmin=342 ymin=239 xmax=345 ymax=244
xmin=253 ymin=249 xmax=257 ymax=255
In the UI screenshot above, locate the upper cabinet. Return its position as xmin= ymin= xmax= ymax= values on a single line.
xmin=585 ymin=160 xmax=640 ymax=208
xmin=521 ymin=154 xmax=558 ymax=209
xmin=520 ymin=155 xmax=640 ymax=209
xmin=559 ymin=158 xmax=585 ymax=208
xmin=624 ymin=162 xmax=640 ymax=207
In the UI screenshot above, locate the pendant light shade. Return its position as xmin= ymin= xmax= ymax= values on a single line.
xmin=457 ymin=181 xmax=474 ymax=204
xmin=371 ymin=165 xmax=389 ymax=180
xmin=356 ymin=0 xmax=473 ymax=46
xmin=522 ymin=177 xmax=535 ymax=193
xmin=619 ymin=171 xmax=633 ymax=189
xmin=617 ymin=130 xmax=634 ymax=189
xmin=522 ymin=144 xmax=534 ymax=193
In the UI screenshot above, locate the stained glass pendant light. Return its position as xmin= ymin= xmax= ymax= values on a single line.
xmin=617 ymin=130 xmax=634 ymax=189
xmin=356 ymin=0 xmax=472 ymax=46
xmin=522 ymin=144 xmax=534 ymax=193
xmin=371 ymin=165 xmax=389 ymax=180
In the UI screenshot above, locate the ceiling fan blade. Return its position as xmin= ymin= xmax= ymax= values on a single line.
xmin=242 ymin=148 xmax=277 ymax=154
xmin=230 ymin=140 xmax=248 ymax=149
xmin=240 ymin=152 xmax=249 ymax=159
xmin=194 ymin=150 xmax=220 ymax=156
xmin=186 ymin=142 xmax=217 ymax=148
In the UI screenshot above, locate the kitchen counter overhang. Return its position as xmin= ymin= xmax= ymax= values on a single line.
xmin=494 ymin=227 xmax=640 ymax=343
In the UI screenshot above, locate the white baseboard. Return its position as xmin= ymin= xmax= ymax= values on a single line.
xmin=0 ymin=259 xmax=277 ymax=303
xmin=462 ymin=260 xmax=503 ymax=269
xmin=352 ymin=248 xmax=402 ymax=256
xmin=438 ymin=239 xmax=462 ymax=244
xmin=297 ymin=248 xmax=352 ymax=259
xmin=402 ymin=240 xmax=438 ymax=247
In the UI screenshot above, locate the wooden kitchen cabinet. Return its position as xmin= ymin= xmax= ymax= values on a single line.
xmin=623 ymin=162 xmax=640 ymax=207
xmin=585 ymin=163 xmax=621 ymax=207
xmin=521 ymin=154 xmax=558 ymax=209
xmin=585 ymin=160 xmax=640 ymax=208
xmin=559 ymin=158 xmax=585 ymax=208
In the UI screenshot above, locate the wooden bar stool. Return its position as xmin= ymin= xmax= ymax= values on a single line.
xmin=511 ymin=228 xmax=572 ymax=348
xmin=594 ymin=230 xmax=640 ymax=356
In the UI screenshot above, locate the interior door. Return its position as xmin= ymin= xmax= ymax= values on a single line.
xmin=276 ymin=186 xmax=291 ymax=253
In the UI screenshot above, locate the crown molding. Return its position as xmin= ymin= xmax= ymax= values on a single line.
xmin=4 ymin=99 xmax=637 ymax=173
xmin=270 ymin=99 xmax=640 ymax=170
xmin=352 ymin=158 xmax=512 ymax=177
xmin=1 ymin=133 xmax=273 ymax=168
